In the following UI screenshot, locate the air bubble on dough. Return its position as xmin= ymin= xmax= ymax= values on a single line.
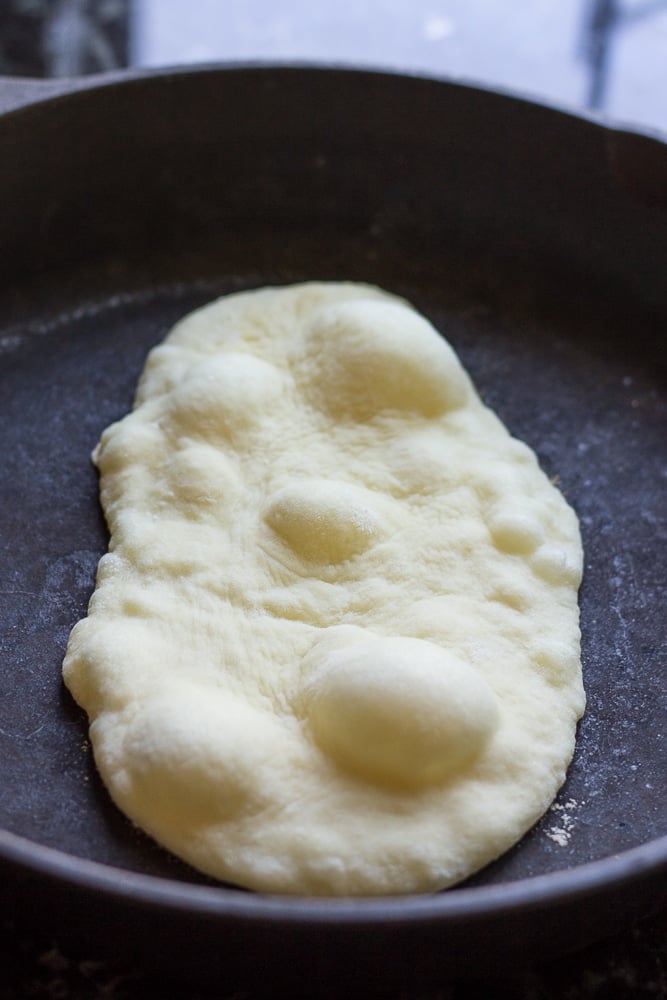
xmin=165 ymin=353 xmax=284 ymax=440
xmin=531 ymin=543 xmax=583 ymax=586
xmin=264 ymin=479 xmax=387 ymax=562
xmin=134 ymin=343 xmax=201 ymax=403
xmin=533 ymin=639 xmax=582 ymax=690
xmin=487 ymin=508 xmax=544 ymax=554
xmin=64 ymin=618 xmax=176 ymax=716
xmin=120 ymin=686 xmax=285 ymax=824
xmin=303 ymin=626 xmax=500 ymax=788
xmin=166 ymin=444 xmax=241 ymax=513
xmin=302 ymin=299 xmax=469 ymax=418
xmin=94 ymin=418 xmax=164 ymax=475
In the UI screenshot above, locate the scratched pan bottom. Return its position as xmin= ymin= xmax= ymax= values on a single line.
xmin=0 ymin=67 xmax=665 ymax=992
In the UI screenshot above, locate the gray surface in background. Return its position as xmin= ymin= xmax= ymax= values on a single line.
xmin=1 ymin=0 xmax=666 ymax=132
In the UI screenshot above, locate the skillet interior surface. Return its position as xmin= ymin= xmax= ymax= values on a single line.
xmin=1 ymin=243 xmax=666 ymax=884
xmin=0 ymin=67 xmax=665 ymax=980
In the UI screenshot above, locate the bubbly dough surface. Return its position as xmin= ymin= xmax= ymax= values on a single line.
xmin=63 ymin=282 xmax=585 ymax=896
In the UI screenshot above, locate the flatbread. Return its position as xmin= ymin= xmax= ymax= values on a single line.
xmin=63 ymin=282 xmax=585 ymax=896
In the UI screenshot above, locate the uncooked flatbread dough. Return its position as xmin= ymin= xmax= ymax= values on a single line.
xmin=63 ymin=282 xmax=585 ymax=896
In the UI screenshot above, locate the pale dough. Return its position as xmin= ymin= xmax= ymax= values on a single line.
xmin=63 ymin=282 xmax=585 ymax=896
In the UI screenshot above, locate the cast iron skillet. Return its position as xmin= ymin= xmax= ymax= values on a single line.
xmin=0 ymin=66 xmax=665 ymax=994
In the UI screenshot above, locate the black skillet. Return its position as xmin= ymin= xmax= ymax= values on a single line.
xmin=0 ymin=66 xmax=666 ymax=994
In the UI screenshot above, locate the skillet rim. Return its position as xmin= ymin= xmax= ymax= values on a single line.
xmin=3 ymin=825 xmax=667 ymax=922
xmin=0 ymin=58 xmax=666 ymax=143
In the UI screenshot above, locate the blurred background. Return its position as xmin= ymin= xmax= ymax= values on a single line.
xmin=0 ymin=0 xmax=665 ymax=133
